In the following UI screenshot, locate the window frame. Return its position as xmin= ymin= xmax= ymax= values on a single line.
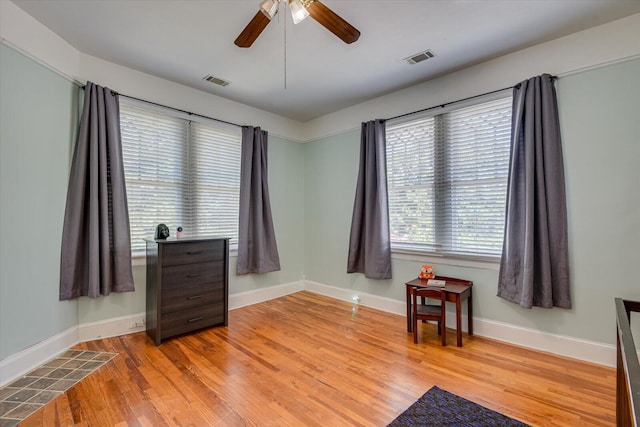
xmin=386 ymin=90 xmax=512 ymax=263
xmin=119 ymin=98 xmax=242 ymax=258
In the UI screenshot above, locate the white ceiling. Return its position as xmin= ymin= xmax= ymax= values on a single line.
xmin=11 ymin=0 xmax=640 ymax=122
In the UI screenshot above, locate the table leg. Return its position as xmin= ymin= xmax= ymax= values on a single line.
xmin=406 ymin=286 xmax=412 ymax=333
xmin=468 ymin=288 xmax=473 ymax=336
xmin=456 ymin=296 xmax=462 ymax=347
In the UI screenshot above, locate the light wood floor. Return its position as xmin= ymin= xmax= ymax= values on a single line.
xmin=22 ymin=291 xmax=615 ymax=426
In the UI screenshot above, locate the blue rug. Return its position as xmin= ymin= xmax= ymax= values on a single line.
xmin=388 ymin=386 xmax=530 ymax=427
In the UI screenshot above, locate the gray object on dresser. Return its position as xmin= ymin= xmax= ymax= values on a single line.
xmin=145 ymin=237 xmax=229 ymax=345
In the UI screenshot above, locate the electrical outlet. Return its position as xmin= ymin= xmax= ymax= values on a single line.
xmin=130 ymin=318 xmax=145 ymax=329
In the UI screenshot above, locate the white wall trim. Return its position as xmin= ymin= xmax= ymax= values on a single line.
xmin=304 ymin=280 xmax=406 ymax=316
xmin=471 ymin=316 xmax=616 ymax=367
xmin=0 ymin=1 xmax=80 ymax=85
xmin=1 ymin=279 xmax=616 ymax=387
xmin=229 ymin=281 xmax=304 ymax=310
xmin=0 ymin=326 xmax=79 ymax=387
xmin=0 ymin=39 xmax=82 ymax=87
xmin=0 ymin=282 xmax=305 ymax=386
xmin=303 ymin=14 xmax=640 ymax=141
xmin=77 ymin=280 xmax=307 ymax=342
xmin=303 ymin=280 xmax=616 ymax=367
xmin=78 ymin=313 xmax=147 ymax=343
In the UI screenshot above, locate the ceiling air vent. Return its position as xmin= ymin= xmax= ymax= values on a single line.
xmin=203 ymin=75 xmax=231 ymax=87
xmin=405 ymin=49 xmax=435 ymax=65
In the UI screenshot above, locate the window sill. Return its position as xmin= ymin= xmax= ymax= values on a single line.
xmin=391 ymin=248 xmax=500 ymax=270
xmin=132 ymin=248 xmax=497 ymax=270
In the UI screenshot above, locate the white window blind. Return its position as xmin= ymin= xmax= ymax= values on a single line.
xmin=189 ymin=123 xmax=241 ymax=240
xmin=120 ymin=103 xmax=241 ymax=253
xmin=387 ymin=117 xmax=437 ymax=249
xmin=387 ymin=96 xmax=512 ymax=258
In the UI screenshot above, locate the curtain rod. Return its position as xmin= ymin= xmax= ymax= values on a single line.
xmin=386 ymin=74 xmax=556 ymax=122
xmin=386 ymin=86 xmax=513 ymax=122
xmin=82 ymin=85 xmax=243 ymax=129
xmin=83 ymin=73 xmax=556 ymax=127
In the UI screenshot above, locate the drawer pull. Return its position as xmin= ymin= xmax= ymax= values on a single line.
xmin=187 ymin=251 xmax=203 ymax=255
xmin=187 ymin=295 xmax=204 ymax=300
xmin=188 ymin=317 xmax=203 ymax=323
xmin=186 ymin=273 xmax=202 ymax=278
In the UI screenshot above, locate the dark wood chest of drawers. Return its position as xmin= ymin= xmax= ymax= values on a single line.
xmin=145 ymin=237 xmax=229 ymax=345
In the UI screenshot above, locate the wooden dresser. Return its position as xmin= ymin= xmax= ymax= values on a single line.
xmin=145 ymin=237 xmax=229 ymax=345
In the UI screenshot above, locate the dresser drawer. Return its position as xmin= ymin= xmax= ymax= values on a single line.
xmin=160 ymin=303 xmax=225 ymax=339
xmin=162 ymin=240 xmax=225 ymax=266
xmin=162 ymin=261 xmax=224 ymax=289
xmin=161 ymin=282 xmax=225 ymax=314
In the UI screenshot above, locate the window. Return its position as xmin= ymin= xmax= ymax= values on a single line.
xmin=120 ymin=102 xmax=241 ymax=253
xmin=386 ymin=95 xmax=512 ymax=259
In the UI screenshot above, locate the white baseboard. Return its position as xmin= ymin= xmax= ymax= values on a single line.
xmin=304 ymin=280 xmax=406 ymax=316
xmin=77 ymin=281 xmax=306 ymax=344
xmin=78 ymin=313 xmax=147 ymax=343
xmin=1 ymin=278 xmax=616 ymax=387
xmin=303 ymin=280 xmax=616 ymax=367
xmin=0 ymin=326 xmax=79 ymax=387
xmin=472 ymin=316 xmax=616 ymax=367
xmin=0 ymin=313 xmax=149 ymax=387
xmin=229 ymin=280 xmax=304 ymax=310
xmin=76 ymin=280 xmax=306 ymax=344
xmin=1 ymin=281 xmax=306 ymax=386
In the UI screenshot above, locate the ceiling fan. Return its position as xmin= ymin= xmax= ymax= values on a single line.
xmin=235 ymin=0 xmax=360 ymax=48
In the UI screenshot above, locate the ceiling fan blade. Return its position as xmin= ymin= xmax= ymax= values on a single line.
xmin=234 ymin=11 xmax=272 ymax=48
xmin=306 ymin=1 xmax=360 ymax=44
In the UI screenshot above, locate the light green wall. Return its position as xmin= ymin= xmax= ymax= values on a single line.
xmin=303 ymin=131 xmax=499 ymax=302
xmin=303 ymin=58 xmax=640 ymax=346
xmin=77 ymin=266 xmax=147 ymax=324
xmin=1 ymin=44 xmax=306 ymax=349
xmin=0 ymin=44 xmax=79 ymax=359
xmin=78 ymin=135 xmax=306 ymax=323
xmin=1 ymin=40 xmax=638 ymax=361
xmin=557 ymin=58 xmax=640 ymax=343
xmin=229 ymin=136 xmax=306 ymax=291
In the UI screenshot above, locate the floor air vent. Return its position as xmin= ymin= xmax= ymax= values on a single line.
xmin=405 ymin=49 xmax=435 ymax=65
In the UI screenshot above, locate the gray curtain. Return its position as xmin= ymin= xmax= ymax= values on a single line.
xmin=237 ymin=126 xmax=281 ymax=275
xmin=497 ymin=74 xmax=571 ymax=309
xmin=59 ymin=82 xmax=134 ymax=300
xmin=347 ymin=119 xmax=392 ymax=280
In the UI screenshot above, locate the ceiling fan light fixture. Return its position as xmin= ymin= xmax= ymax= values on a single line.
xmin=288 ymin=0 xmax=310 ymax=24
xmin=235 ymin=0 xmax=359 ymax=48
xmin=260 ymin=0 xmax=279 ymax=19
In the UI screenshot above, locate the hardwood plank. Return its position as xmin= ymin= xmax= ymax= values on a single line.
xmin=22 ymin=291 xmax=614 ymax=426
